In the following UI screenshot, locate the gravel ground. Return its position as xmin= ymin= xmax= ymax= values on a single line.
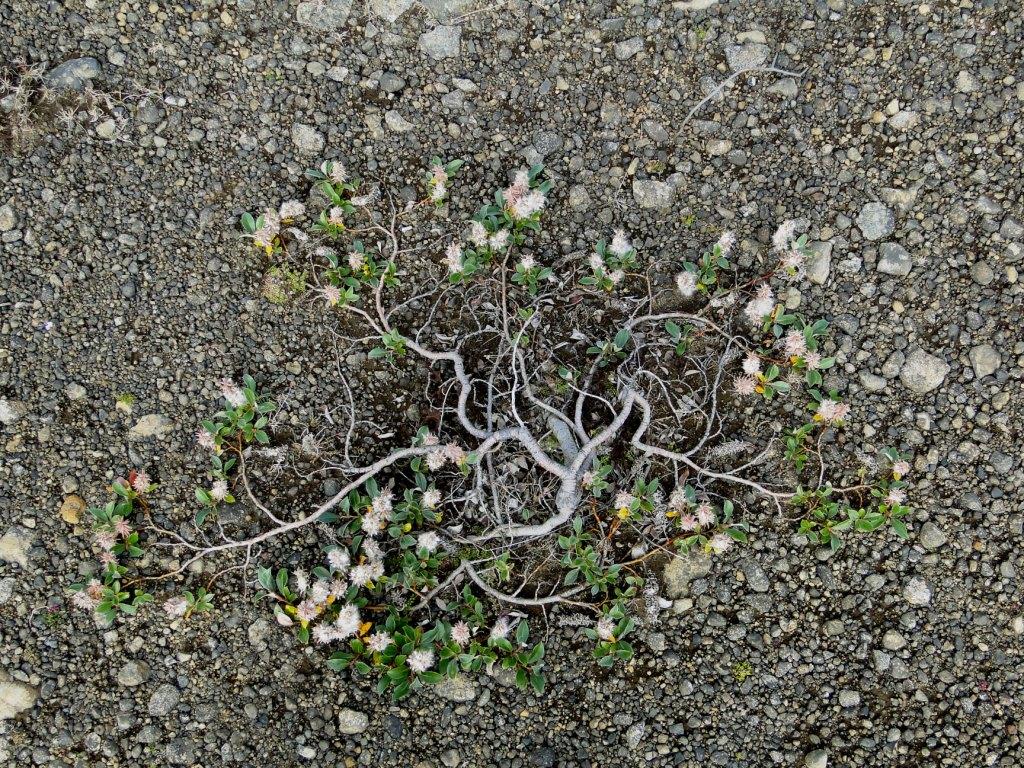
xmin=2 ymin=1 xmax=1022 ymax=766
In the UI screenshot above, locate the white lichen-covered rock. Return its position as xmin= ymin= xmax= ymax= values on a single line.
xmin=337 ymin=708 xmax=369 ymax=734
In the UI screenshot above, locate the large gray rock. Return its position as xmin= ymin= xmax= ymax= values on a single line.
xmin=899 ymin=349 xmax=949 ymax=394
xmin=805 ymin=749 xmax=828 ymax=768
xmin=418 ymin=26 xmax=461 ymax=59
xmin=663 ymin=554 xmax=711 ymax=599
xmin=296 ymin=0 xmax=352 ymax=30
xmin=44 ymin=57 xmax=101 ymax=90
xmin=857 ymin=202 xmax=895 ymax=241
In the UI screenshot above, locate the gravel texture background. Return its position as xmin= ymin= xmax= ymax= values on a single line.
xmin=1 ymin=1 xmax=1022 ymax=766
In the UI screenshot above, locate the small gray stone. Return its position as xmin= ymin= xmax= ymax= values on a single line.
xmin=768 ymin=77 xmax=799 ymax=98
xmin=568 ymin=185 xmax=591 ymax=210
xmin=129 ymin=414 xmax=172 ymax=440
xmin=421 ymin=0 xmax=473 ymax=20
xmin=739 ymin=559 xmax=769 ymax=593
xmin=877 ymin=242 xmax=912 ymax=276
xmin=384 ymin=110 xmax=415 ymax=133
xmin=95 ymin=119 xmax=117 ymax=140
xmin=806 ymin=241 xmax=832 ymax=285
xmin=969 ymin=344 xmax=1000 ymax=378
xmin=675 ymin=0 xmax=718 ymax=9
xmin=860 ymin=372 xmax=887 ymax=392
xmin=370 ymin=0 xmax=414 ymax=22
xmin=805 ymin=749 xmax=828 ymax=768
xmin=882 ymin=630 xmax=906 ymax=651
xmin=970 ymin=261 xmax=994 ymax=286
xmin=625 ymin=722 xmax=645 ymax=748
xmin=899 ymin=349 xmax=949 ymax=394
xmin=918 ymin=522 xmax=947 ymax=550
xmin=0 ymin=529 xmax=32 ymax=569
xmin=117 ymin=661 xmax=149 ymax=687
xmin=337 ymin=708 xmax=369 ymax=734
xmin=614 ymin=37 xmax=644 ymax=61
xmin=955 ymin=70 xmax=979 ymax=93
xmin=147 ymin=683 xmax=181 ymax=716
xmin=0 ymin=399 xmax=27 ymax=426
xmin=857 ymin=202 xmax=895 ymax=241
xmin=903 ymin=576 xmax=932 ymax=606
xmin=434 ymin=675 xmax=478 ymax=702
xmin=642 ymin=120 xmax=669 ymax=143
xmin=0 ymin=680 xmax=39 ymax=720
xmin=533 ymin=131 xmax=562 ymax=156
xmin=888 ymin=110 xmax=919 ymax=131
xmin=724 ymin=43 xmax=768 ymax=72
xmin=663 ymin=554 xmax=711 ymax=599
xmin=0 ymin=205 xmax=17 ymax=232
xmin=45 ymin=57 xmax=101 ymax=90
xmin=419 ymin=26 xmax=461 ymax=60
xmin=838 ymin=690 xmax=860 ymax=708
xmin=291 ymin=123 xmax=325 ymax=155
xmin=296 ymin=0 xmax=352 ymax=30
xmin=632 ymin=179 xmax=675 ymax=211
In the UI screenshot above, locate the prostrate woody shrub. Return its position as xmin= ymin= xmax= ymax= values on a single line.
xmin=70 ymin=158 xmax=914 ymax=698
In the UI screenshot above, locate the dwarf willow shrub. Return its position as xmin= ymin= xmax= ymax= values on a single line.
xmin=71 ymin=157 xmax=913 ymax=698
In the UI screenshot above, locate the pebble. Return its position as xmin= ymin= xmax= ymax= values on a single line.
xmin=805 ymin=749 xmax=828 ymax=768
xmin=291 ymin=123 xmax=325 ymax=155
xmin=0 ymin=529 xmax=31 ymax=569
xmin=614 ymin=38 xmax=644 ymax=61
xmin=147 ymin=683 xmax=181 ymax=716
xmin=44 ymin=57 xmax=101 ymax=90
xmin=0 ymin=681 xmax=38 ymax=720
xmin=434 ymin=675 xmax=478 ymax=702
xmin=899 ymin=349 xmax=949 ymax=394
xmin=877 ymin=242 xmax=912 ymax=276
xmin=632 ymin=179 xmax=676 ymax=211
xmin=337 ymin=708 xmax=369 ymax=734
xmin=903 ymin=577 xmax=932 ymax=606
xmin=968 ymin=344 xmax=1000 ymax=378
xmin=117 ymin=661 xmax=150 ymax=687
xmin=419 ymin=26 xmax=461 ymax=60
xmin=857 ymin=202 xmax=895 ymax=241
xmin=59 ymin=495 xmax=86 ymax=525
xmin=370 ymin=0 xmax=414 ymax=22
xmin=918 ymin=522 xmax=947 ymax=550
xmin=295 ymin=0 xmax=352 ymax=30
xmin=724 ymin=43 xmax=769 ymax=72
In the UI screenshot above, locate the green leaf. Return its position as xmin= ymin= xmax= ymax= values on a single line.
xmin=515 ymin=620 xmax=530 ymax=645
xmin=530 ymin=673 xmax=545 ymax=695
